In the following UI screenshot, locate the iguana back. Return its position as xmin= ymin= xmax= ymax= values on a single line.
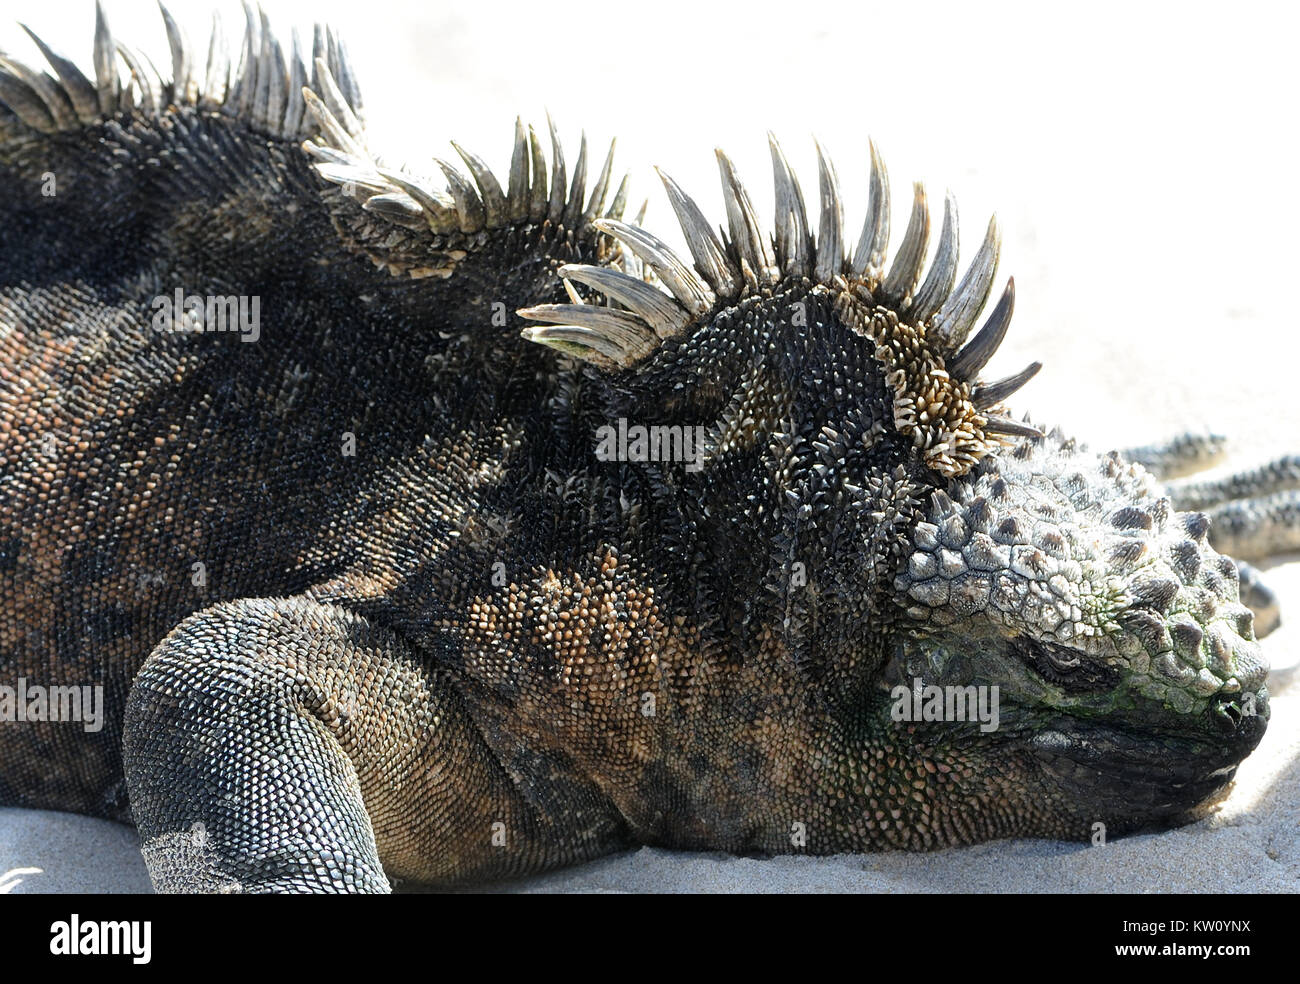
xmin=0 ymin=5 xmax=611 ymax=821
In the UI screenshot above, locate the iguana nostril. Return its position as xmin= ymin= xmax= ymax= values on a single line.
xmin=1211 ymin=696 xmax=1243 ymax=735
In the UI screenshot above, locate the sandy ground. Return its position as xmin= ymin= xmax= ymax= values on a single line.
xmin=1 ymin=0 xmax=1297 ymax=893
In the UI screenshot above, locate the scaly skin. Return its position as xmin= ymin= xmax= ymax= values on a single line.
xmin=0 ymin=5 xmax=1292 ymax=891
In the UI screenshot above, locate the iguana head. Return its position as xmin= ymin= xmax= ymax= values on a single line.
xmin=517 ymin=137 xmax=1269 ymax=843
xmin=888 ymin=435 xmax=1269 ymax=837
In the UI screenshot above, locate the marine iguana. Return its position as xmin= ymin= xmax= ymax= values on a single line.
xmin=0 ymin=4 xmax=1295 ymax=892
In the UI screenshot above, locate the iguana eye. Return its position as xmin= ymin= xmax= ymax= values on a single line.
xmin=1011 ymin=637 xmax=1116 ymax=692
xmin=1044 ymin=649 xmax=1080 ymax=673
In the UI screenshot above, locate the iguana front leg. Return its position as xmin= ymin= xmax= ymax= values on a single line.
xmin=123 ymin=596 xmax=624 ymax=892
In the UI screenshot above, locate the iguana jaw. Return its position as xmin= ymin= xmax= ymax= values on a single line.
xmin=1023 ymin=700 xmax=1268 ymax=832
xmin=881 ymin=590 xmax=1270 ymax=840
xmin=876 ymin=626 xmax=1270 ymax=841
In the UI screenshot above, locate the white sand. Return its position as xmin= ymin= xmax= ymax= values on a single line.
xmin=1 ymin=0 xmax=1297 ymax=893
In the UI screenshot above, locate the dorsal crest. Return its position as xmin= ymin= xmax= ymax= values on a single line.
xmin=0 ymin=1 xmax=360 ymax=140
xmin=0 ymin=3 xmax=627 ymax=282
xmin=520 ymin=136 xmax=1043 ymax=478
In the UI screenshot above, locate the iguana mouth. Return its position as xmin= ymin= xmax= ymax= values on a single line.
xmin=1025 ymin=690 xmax=1269 ymax=828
